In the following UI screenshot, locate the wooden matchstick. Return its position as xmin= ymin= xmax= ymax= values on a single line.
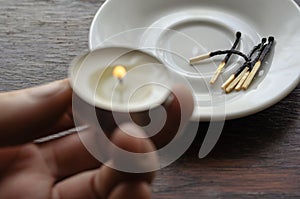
xmin=210 ymin=32 xmax=241 ymax=84
xmin=235 ymin=70 xmax=250 ymax=91
xmin=189 ymin=53 xmax=211 ymax=63
xmin=189 ymin=49 xmax=248 ymax=64
xmin=221 ymin=74 xmax=235 ymax=90
xmin=223 ymin=37 xmax=267 ymax=92
xmin=190 ymin=32 xmax=243 ymax=65
xmin=225 ymin=66 xmax=250 ymax=93
xmin=221 ymin=61 xmax=248 ymax=90
xmin=221 ymin=38 xmax=266 ymax=90
xmin=242 ymin=37 xmax=275 ymax=90
xmin=210 ymin=61 xmax=226 ymax=84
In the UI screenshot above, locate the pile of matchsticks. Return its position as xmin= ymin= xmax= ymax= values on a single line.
xmin=189 ymin=32 xmax=275 ymax=93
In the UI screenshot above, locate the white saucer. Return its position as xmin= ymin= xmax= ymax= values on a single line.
xmin=89 ymin=0 xmax=300 ymax=121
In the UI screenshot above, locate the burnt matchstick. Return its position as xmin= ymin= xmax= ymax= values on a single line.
xmin=189 ymin=49 xmax=248 ymax=64
xmin=222 ymin=38 xmax=267 ymax=91
xmin=224 ymin=38 xmax=267 ymax=93
xmin=235 ymin=40 xmax=267 ymax=91
xmin=232 ymin=38 xmax=268 ymax=92
xmin=190 ymin=32 xmax=242 ymax=63
xmin=242 ymin=36 xmax=275 ymax=90
xmin=210 ymin=32 xmax=242 ymax=84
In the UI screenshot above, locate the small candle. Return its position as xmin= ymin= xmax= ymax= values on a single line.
xmin=70 ymin=47 xmax=171 ymax=113
xmin=94 ymin=64 xmax=156 ymax=110
xmin=113 ymin=65 xmax=127 ymax=83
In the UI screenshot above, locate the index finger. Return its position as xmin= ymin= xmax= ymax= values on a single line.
xmin=0 ymin=79 xmax=73 ymax=147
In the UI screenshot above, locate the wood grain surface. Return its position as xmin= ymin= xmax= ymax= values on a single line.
xmin=0 ymin=0 xmax=299 ymax=198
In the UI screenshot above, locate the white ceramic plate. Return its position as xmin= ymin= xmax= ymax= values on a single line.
xmin=89 ymin=0 xmax=300 ymax=121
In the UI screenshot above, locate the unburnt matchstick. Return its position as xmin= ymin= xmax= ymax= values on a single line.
xmin=242 ymin=36 xmax=275 ymax=90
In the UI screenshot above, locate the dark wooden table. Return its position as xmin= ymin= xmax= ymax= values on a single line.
xmin=1 ymin=0 xmax=299 ymax=198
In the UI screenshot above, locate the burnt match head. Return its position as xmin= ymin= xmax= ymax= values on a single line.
xmin=260 ymin=38 xmax=267 ymax=48
xmin=236 ymin=31 xmax=242 ymax=38
xmin=248 ymin=38 xmax=267 ymax=58
xmin=268 ymin=36 xmax=275 ymax=43
xmin=258 ymin=36 xmax=275 ymax=61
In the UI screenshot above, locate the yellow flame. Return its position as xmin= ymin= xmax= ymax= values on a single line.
xmin=113 ymin=65 xmax=127 ymax=79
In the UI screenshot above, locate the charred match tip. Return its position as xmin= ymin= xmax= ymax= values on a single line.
xmin=236 ymin=31 xmax=242 ymax=38
xmin=268 ymin=36 xmax=275 ymax=42
xmin=262 ymin=38 xmax=267 ymax=44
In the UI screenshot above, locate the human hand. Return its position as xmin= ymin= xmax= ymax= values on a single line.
xmin=0 ymin=79 xmax=193 ymax=199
